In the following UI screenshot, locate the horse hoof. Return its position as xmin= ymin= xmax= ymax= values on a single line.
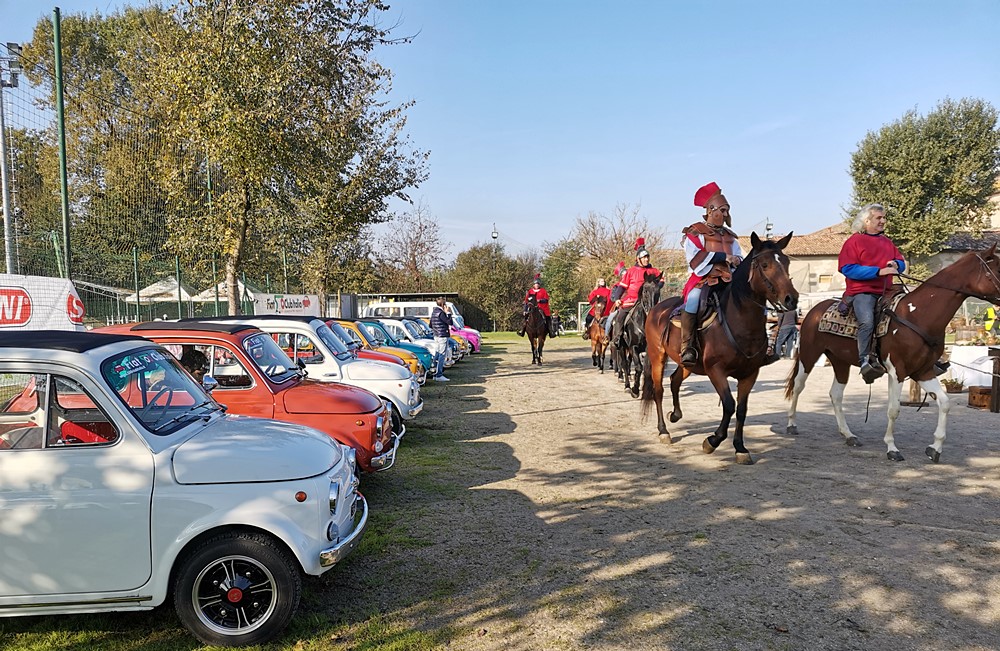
xmin=845 ymin=437 xmax=862 ymax=447
xmin=702 ymin=438 xmax=717 ymax=455
xmin=630 ymin=389 xmax=640 ymax=399
xmin=886 ymin=450 xmax=905 ymax=462
xmin=735 ymin=452 xmax=754 ymax=465
xmin=925 ymin=446 xmax=941 ymax=463
xmin=668 ymin=412 xmax=681 ymax=423
xmin=786 ymin=425 xmax=798 ymax=436
xmin=658 ymin=433 xmax=673 ymax=444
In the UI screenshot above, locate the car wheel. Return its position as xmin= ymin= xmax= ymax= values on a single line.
xmin=173 ymin=531 xmax=301 ymax=647
xmin=388 ymin=402 xmax=403 ymax=435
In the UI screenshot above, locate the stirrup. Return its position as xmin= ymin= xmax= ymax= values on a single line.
xmin=860 ymin=360 xmax=885 ymax=384
xmin=681 ymin=347 xmax=698 ymax=368
xmin=762 ymin=345 xmax=780 ymax=366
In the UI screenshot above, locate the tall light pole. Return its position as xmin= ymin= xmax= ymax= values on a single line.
xmin=491 ymin=224 xmax=498 ymax=332
xmin=0 ymin=42 xmax=22 ymax=274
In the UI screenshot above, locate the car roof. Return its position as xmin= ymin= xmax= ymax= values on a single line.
xmin=0 ymin=330 xmax=146 ymax=353
xmin=131 ymin=321 xmax=258 ymax=335
xmin=180 ymin=315 xmax=321 ymax=325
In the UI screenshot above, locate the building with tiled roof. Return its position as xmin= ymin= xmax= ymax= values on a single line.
xmin=738 ymin=223 xmax=852 ymax=294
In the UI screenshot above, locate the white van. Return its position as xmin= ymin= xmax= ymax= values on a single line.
xmin=362 ymin=301 xmax=461 ymax=320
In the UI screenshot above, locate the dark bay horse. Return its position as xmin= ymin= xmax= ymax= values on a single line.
xmin=525 ymin=295 xmax=548 ymax=365
xmin=641 ymin=232 xmax=797 ymax=464
xmin=588 ymin=296 xmax=609 ymax=373
xmin=613 ymin=272 xmax=662 ymax=397
xmin=785 ymin=244 xmax=1000 ymax=462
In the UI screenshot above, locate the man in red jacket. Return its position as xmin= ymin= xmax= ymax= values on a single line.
xmin=608 ymin=239 xmax=661 ymax=339
xmin=582 ymin=278 xmax=611 ymax=339
xmin=518 ymin=275 xmax=551 ymax=337
xmin=838 ymin=203 xmax=904 ymax=383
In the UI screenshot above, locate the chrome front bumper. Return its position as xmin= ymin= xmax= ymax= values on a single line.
xmin=406 ymin=399 xmax=424 ymax=420
xmin=368 ymin=433 xmax=400 ymax=472
xmin=319 ymin=493 xmax=368 ymax=567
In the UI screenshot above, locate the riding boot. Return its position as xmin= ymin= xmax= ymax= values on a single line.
xmin=680 ymin=312 xmax=699 ymax=367
xmin=517 ymin=314 xmax=527 ymax=337
xmin=762 ymin=326 xmax=781 ymax=366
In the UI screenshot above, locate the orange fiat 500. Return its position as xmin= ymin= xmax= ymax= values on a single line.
xmin=98 ymin=321 xmax=397 ymax=473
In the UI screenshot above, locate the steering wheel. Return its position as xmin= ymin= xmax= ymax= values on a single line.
xmin=137 ymin=386 xmax=174 ymax=424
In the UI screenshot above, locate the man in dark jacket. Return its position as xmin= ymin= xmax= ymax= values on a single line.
xmin=430 ymin=297 xmax=454 ymax=382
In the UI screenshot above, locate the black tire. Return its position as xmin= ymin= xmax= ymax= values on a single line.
xmin=173 ymin=531 xmax=302 ymax=647
xmin=388 ymin=401 xmax=403 ymax=436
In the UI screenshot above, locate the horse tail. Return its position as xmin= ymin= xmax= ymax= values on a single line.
xmin=639 ymin=352 xmax=653 ymax=418
xmin=783 ymin=349 xmax=800 ymax=400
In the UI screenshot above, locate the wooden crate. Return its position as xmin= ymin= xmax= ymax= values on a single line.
xmin=969 ymin=386 xmax=992 ymax=409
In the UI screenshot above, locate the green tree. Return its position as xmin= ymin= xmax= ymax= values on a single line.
xmin=141 ymin=0 xmax=427 ymax=311
xmin=447 ymin=243 xmax=538 ymax=331
xmin=850 ymin=98 xmax=1000 ymax=259
xmin=541 ymin=238 xmax=583 ymax=324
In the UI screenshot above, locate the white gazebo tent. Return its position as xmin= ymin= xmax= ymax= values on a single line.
xmin=190 ymin=279 xmax=258 ymax=304
xmin=123 ymin=277 xmax=196 ymax=319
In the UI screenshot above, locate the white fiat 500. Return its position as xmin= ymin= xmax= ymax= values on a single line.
xmin=0 ymin=331 xmax=367 ymax=646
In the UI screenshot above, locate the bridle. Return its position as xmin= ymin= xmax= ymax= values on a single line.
xmin=897 ymin=252 xmax=1000 ymax=306
xmin=745 ymin=250 xmax=793 ymax=312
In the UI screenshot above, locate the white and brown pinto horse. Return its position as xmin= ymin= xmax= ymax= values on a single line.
xmin=785 ymin=244 xmax=1000 ymax=462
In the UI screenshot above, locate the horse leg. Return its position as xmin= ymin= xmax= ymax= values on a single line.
xmin=629 ymin=347 xmax=642 ymax=398
xmin=917 ymin=376 xmax=949 ymax=463
xmin=649 ymin=349 xmax=670 ymax=439
xmin=731 ymin=373 xmax=759 ymax=465
xmin=668 ymin=364 xmax=688 ymax=423
xmin=828 ymin=358 xmax=861 ymax=447
xmin=530 ymin=337 xmax=538 ymax=365
xmin=785 ymin=358 xmax=809 ymax=436
xmin=537 ymin=336 xmax=544 ymax=364
xmin=703 ymin=369 xmax=735 ymax=455
xmin=883 ymin=365 xmax=905 ymax=461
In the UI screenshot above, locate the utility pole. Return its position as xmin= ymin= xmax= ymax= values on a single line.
xmin=0 ymin=42 xmax=22 ymax=273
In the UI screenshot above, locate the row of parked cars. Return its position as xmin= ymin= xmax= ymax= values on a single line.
xmin=0 ymin=303 xmax=481 ymax=646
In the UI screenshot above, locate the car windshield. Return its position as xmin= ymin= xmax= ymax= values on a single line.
xmin=328 ymin=321 xmax=361 ymax=351
xmin=402 ymin=320 xmax=426 ymax=339
xmin=242 ymin=332 xmax=298 ymax=381
xmin=363 ymin=321 xmax=397 ymax=346
xmin=315 ymin=324 xmax=353 ymax=360
xmin=101 ymin=346 xmax=222 ymax=435
xmin=409 ymin=319 xmax=433 ymax=336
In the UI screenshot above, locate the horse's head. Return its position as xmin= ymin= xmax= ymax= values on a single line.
xmin=966 ymin=242 xmax=1000 ymax=304
xmin=747 ymin=231 xmax=798 ymax=312
xmin=527 ymin=294 xmax=538 ymax=307
xmin=639 ymin=271 xmax=663 ymax=310
xmin=593 ymin=295 xmax=608 ymax=318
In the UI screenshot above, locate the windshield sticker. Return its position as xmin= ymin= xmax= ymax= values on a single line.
xmin=112 ymin=350 xmax=168 ymax=377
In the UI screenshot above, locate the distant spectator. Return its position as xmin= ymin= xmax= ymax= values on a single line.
xmin=180 ymin=348 xmax=208 ymax=382
xmin=430 ymin=297 xmax=453 ymax=382
xmin=775 ymin=309 xmax=799 ymax=358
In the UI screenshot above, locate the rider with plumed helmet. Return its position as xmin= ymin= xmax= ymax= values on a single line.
xmin=680 ymin=181 xmax=745 ymax=367
xmin=604 ymin=261 xmax=628 ymax=341
xmin=606 ymin=239 xmax=661 ymax=340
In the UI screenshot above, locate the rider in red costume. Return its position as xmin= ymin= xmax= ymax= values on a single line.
xmin=518 ymin=275 xmax=551 ymax=337
xmin=582 ymin=278 xmax=611 ymax=339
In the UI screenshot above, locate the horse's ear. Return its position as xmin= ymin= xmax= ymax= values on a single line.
xmin=986 ymin=242 xmax=998 ymax=258
xmin=777 ymin=231 xmax=793 ymax=250
xmin=750 ymin=231 xmax=761 ymax=249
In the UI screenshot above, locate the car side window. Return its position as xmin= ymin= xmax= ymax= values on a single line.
xmin=294 ymin=334 xmax=324 ymax=364
xmin=0 ymin=373 xmax=47 ymax=450
xmin=0 ymin=373 xmax=118 ymax=449
xmin=48 ymin=376 xmax=120 ymax=446
xmin=205 ymin=345 xmax=253 ymax=389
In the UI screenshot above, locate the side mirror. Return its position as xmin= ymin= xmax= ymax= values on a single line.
xmin=201 ymin=374 xmax=219 ymax=393
xmin=296 ymin=358 xmax=306 ymax=371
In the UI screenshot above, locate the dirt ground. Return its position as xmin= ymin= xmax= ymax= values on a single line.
xmin=328 ymin=335 xmax=1000 ymax=651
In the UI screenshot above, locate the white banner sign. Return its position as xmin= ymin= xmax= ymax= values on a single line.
xmin=253 ymin=294 xmax=320 ymax=316
xmin=0 ymin=274 xmax=86 ymax=331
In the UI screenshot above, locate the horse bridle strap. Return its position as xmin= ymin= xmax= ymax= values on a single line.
xmin=898 ymin=254 xmax=1000 ymax=306
xmin=748 ymin=252 xmax=791 ymax=312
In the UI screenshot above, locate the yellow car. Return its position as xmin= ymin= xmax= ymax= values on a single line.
xmin=329 ymin=318 xmax=428 ymax=383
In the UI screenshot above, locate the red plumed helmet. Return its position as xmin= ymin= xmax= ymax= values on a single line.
xmin=613 ymin=261 xmax=626 ymax=275
xmin=694 ymin=181 xmax=722 ymax=208
xmin=634 ymin=237 xmax=645 ymax=251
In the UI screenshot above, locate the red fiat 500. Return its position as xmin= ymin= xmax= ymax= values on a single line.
xmin=98 ymin=322 xmax=397 ymax=473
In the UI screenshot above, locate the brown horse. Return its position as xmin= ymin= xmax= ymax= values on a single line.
xmin=524 ymin=295 xmax=548 ymax=365
xmin=785 ymin=244 xmax=1000 ymax=462
xmin=588 ymin=296 xmax=609 ymax=373
xmin=641 ymin=232 xmax=797 ymax=464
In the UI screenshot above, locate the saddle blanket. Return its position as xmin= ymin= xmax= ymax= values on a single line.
xmin=817 ymin=294 xmax=905 ymax=340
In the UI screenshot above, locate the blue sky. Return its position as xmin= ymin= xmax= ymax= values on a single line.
xmin=4 ymin=1 xmax=1000 ymax=257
